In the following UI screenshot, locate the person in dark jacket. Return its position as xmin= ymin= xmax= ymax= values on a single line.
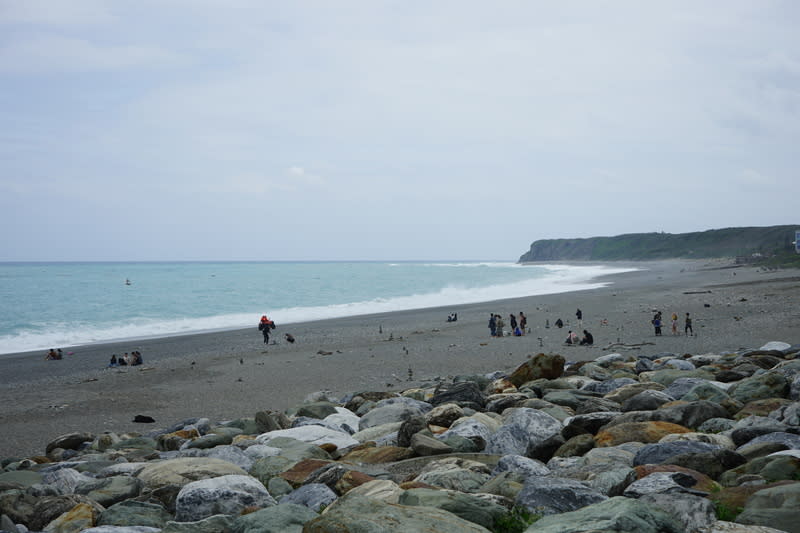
xmin=580 ymin=330 xmax=594 ymax=345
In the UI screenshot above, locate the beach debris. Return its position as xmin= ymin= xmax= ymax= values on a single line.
xmin=317 ymin=350 xmax=333 ymax=356
xmin=240 ymin=358 xmax=244 ymax=365
xmin=379 ymin=324 xmax=383 ymax=334
xmin=82 ymin=377 xmax=98 ymax=383
xmin=683 ymin=290 xmax=712 ymax=294
xmin=133 ymin=415 xmax=155 ymax=423
xmin=408 ymin=367 xmax=413 ymax=381
xmin=237 ymin=378 xmax=243 ymax=382
xmin=480 ymin=342 xmax=488 ymax=346
xmin=704 ymin=303 xmax=711 ymax=307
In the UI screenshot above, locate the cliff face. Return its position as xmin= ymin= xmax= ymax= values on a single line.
xmin=518 ymin=225 xmax=798 ymax=262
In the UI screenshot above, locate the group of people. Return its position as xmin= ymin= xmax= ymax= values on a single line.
xmin=446 ymin=313 xmax=458 ymax=322
xmin=488 ymin=312 xmax=527 ymax=337
xmin=44 ymin=348 xmax=64 ymax=360
xmin=564 ymin=329 xmax=594 ymax=345
xmin=652 ymin=311 xmax=694 ymax=336
xmin=108 ymin=351 xmax=143 ymax=367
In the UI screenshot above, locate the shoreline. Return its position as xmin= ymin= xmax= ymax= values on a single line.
xmin=2 ymin=258 xmax=798 ymax=458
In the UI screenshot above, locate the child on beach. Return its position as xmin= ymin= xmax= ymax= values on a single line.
xmin=685 ymin=313 xmax=693 ymax=336
xmin=671 ymin=313 xmax=678 ymax=335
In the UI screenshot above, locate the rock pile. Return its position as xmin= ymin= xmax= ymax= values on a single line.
xmin=2 ymin=342 xmax=800 ymax=532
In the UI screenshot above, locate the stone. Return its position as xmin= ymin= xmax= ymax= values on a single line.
xmin=254 ymin=410 xmax=291 ymax=433
xmin=659 ymin=432 xmax=735 ymax=450
xmin=562 ymin=411 xmax=621 ymax=438
xmin=634 ymin=441 xmax=724 ymax=466
xmin=399 ymin=487 xmax=507 ymax=529
xmin=279 ymin=483 xmax=337 ymax=512
xmin=508 ymin=353 xmax=565 ymax=386
xmin=485 ymin=408 xmax=562 ymax=457
xmin=486 ymin=393 xmax=531 ymax=413
xmin=339 ymin=445 xmax=413 ymax=464
xmin=530 ymin=496 xmax=683 ymax=532
xmin=351 ymin=422 xmax=402 ymax=443
xmin=698 ymin=523 xmax=791 ymax=532
xmin=413 ymin=457 xmax=492 ymax=493
xmin=514 ymin=475 xmax=607 ymax=515
xmin=645 ymin=370 xmax=717 ymax=388
xmin=256 ymin=426 xmax=358 ymax=450
xmin=174 ymin=474 xmax=276 ymax=522
xmin=425 ymin=403 xmax=464 ymax=428
xmin=729 ymin=372 xmax=790 ymax=403
xmin=248 ymin=456 xmax=296 ymax=486
xmin=46 ymin=433 xmax=96 ymax=454
xmin=25 ymin=495 xmax=104 ymax=532
xmin=554 ymin=434 xmax=596 ymax=457
xmin=622 ymin=471 xmax=704 ymax=498
xmin=621 ymin=389 xmax=674 ymax=411
xmin=97 ymin=501 xmax=172 ymax=528
xmin=595 ymin=421 xmax=692 ymax=447
xmin=81 ymin=528 xmax=161 ymax=533
xmin=136 ymin=458 xmax=248 ymax=489
xmin=604 ymin=381 xmax=667 ymax=403
xmin=41 ymin=468 xmax=95 ymax=495
xmin=491 ymin=454 xmax=550 ymax=478
xmin=656 ymin=400 xmax=731 ymax=429
xmin=344 ymin=479 xmax=402 ymax=503
xmin=639 ymin=492 xmax=717 ymax=532
xmin=43 ymin=502 xmax=100 ymax=533
xmin=295 ymin=401 xmax=339 ymax=420
xmin=410 ymin=432 xmax=453 ymax=456
xmin=429 ymin=381 xmax=486 ymax=409
xmin=736 ymin=482 xmax=800 ymax=533
xmin=577 ymin=362 xmax=612 ymax=381
xmin=75 ymin=475 xmax=144 ymax=507
xmin=581 ymin=377 xmax=638 ymax=395
xmin=634 ymin=464 xmax=718 ymax=492
xmin=739 ymin=432 xmax=800 ymax=451
xmin=230 ymin=503 xmax=318 ymax=533
xmin=161 ymin=515 xmax=235 ymax=533
xmin=396 ymin=415 xmax=427 ymax=448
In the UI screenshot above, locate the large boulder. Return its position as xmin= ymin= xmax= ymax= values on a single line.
xmin=399 ymin=487 xmax=507 ymax=529
xmin=736 ymin=482 xmax=800 ymax=533
xmin=515 ymin=475 xmax=607 ymax=515
xmin=230 ymin=503 xmax=317 ymax=533
xmin=174 ymin=474 xmax=276 ymax=522
xmin=256 ymin=426 xmax=358 ymax=450
xmin=485 ymin=408 xmax=562 ymax=458
xmin=279 ymin=483 xmax=337 ymax=512
xmin=136 ymin=458 xmax=248 ymax=489
xmin=509 ymin=354 xmax=565 ymax=386
xmin=729 ymin=373 xmax=790 ymax=403
xmin=529 ymin=496 xmax=683 ymax=532
xmin=302 ymin=493 xmax=490 ymax=532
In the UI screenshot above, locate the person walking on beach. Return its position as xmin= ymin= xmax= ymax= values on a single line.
xmin=488 ymin=314 xmax=497 ymax=337
xmin=671 ymin=313 xmax=679 ymax=335
xmin=685 ymin=313 xmax=693 ymax=336
xmin=259 ymin=315 xmax=275 ymax=344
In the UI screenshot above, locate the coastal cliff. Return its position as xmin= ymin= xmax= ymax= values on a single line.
xmin=519 ymin=225 xmax=798 ymax=262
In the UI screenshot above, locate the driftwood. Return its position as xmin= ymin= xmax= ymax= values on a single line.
xmin=682 ymin=290 xmax=712 ymax=294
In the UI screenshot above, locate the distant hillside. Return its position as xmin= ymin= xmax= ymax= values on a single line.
xmin=519 ymin=225 xmax=799 ymax=262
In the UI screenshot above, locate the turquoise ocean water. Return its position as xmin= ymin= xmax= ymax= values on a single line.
xmin=0 ymin=261 xmax=636 ymax=355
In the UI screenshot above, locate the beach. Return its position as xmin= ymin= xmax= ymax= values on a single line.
xmin=1 ymin=258 xmax=798 ymax=459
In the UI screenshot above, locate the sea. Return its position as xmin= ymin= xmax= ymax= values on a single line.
xmin=0 ymin=261 xmax=637 ymax=355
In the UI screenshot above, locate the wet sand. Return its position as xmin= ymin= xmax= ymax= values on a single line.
xmin=1 ymin=259 xmax=798 ymax=459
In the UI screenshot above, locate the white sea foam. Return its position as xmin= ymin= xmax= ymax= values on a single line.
xmin=0 ymin=263 xmax=637 ymax=355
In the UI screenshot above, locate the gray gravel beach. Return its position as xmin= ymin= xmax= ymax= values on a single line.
xmin=1 ymin=259 xmax=798 ymax=459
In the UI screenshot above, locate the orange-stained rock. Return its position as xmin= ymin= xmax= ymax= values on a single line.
xmin=509 ymin=353 xmax=565 ymax=386
xmin=487 ymin=378 xmax=517 ymax=394
xmin=634 ymin=464 xmax=719 ymax=492
xmin=735 ymin=398 xmax=792 ymax=419
xmin=428 ymin=425 xmax=449 ymax=435
xmin=30 ymin=455 xmax=51 ymax=464
xmin=340 ymin=446 xmax=414 ymax=464
xmin=41 ymin=502 xmax=97 ymax=533
xmin=278 ymin=458 xmax=333 ymax=487
xmin=595 ymin=421 xmax=692 ymax=447
xmin=319 ymin=443 xmax=338 ymax=454
xmin=335 ymin=470 xmax=377 ymax=495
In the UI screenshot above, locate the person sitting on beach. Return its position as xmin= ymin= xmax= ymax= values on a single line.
xmin=118 ymin=353 xmax=128 ymax=366
xmin=284 ymin=333 xmax=295 ymax=344
xmin=555 ymin=318 xmax=564 ymax=329
xmin=131 ymin=351 xmax=143 ymax=366
xmin=45 ymin=348 xmax=59 ymax=360
xmin=57 ymin=349 xmax=64 ymax=359
xmin=513 ymin=325 xmax=523 ymax=336
xmin=108 ymin=354 xmax=118 ymax=367
xmin=565 ymin=331 xmax=579 ymax=344
xmin=580 ymin=330 xmax=594 ymax=345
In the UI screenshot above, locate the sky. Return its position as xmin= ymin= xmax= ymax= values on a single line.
xmin=1 ymin=1 xmax=798 ymax=261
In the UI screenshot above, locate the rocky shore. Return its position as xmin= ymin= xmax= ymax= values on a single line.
xmin=2 ymin=339 xmax=799 ymax=533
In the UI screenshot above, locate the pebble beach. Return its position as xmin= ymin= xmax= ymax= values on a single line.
xmin=1 ymin=258 xmax=799 ymax=532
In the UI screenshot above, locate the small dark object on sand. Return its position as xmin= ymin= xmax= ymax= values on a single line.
xmin=133 ymin=415 xmax=155 ymax=423
xmin=317 ymin=350 xmax=333 ymax=355
xmin=285 ymin=333 xmax=295 ymax=343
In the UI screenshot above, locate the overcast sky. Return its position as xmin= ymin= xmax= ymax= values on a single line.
xmin=1 ymin=1 xmax=798 ymax=261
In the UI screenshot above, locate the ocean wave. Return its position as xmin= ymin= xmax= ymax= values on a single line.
xmin=0 ymin=263 xmax=637 ymax=355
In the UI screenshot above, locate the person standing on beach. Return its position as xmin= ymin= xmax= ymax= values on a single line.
xmin=259 ymin=315 xmax=275 ymax=344
xmin=495 ymin=314 xmax=505 ymax=337
xmin=671 ymin=313 xmax=679 ymax=335
xmin=519 ymin=312 xmax=527 ymax=334
xmin=652 ymin=311 xmax=663 ymax=336
xmin=685 ymin=313 xmax=693 ymax=336
xmin=509 ymin=314 xmax=517 ymax=332
xmin=488 ymin=314 xmax=496 ymax=336
xmin=576 ymin=309 xmax=583 ymax=328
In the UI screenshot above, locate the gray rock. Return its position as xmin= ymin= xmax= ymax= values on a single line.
xmin=425 ymin=403 xmax=464 ymax=428
xmin=581 ymin=377 xmax=638 ymax=395
xmin=430 ymin=381 xmax=486 ymax=409
xmin=410 ymin=432 xmax=453 ymax=456
xmin=729 ymin=372 xmax=790 ymax=403
xmin=633 ymin=441 xmax=723 ymax=466
xmin=278 ymin=483 xmax=337 ymax=512
xmin=303 ymin=493 xmax=489 ymax=532
xmin=295 ymin=401 xmax=338 ymax=420
xmin=399 ymin=487 xmax=507 ymax=529
xmin=622 ymin=471 xmax=703 ymax=498
xmin=414 ymin=457 xmax=492 ymax=493
xmin=491 ymin=454 xmax=550 ymax=478
xmin=736 ymin=482 xmax=800 ymax=533
xmin=562 ymin=411 xmax=621 ymax=438
xmin=174 ymin=474 xmax=276 ymax=522
xmin=75 ymin=475 xmax=144 ymax=507
xmin=358 ymin=403 xmax=427 ymax=431
xmin=41 ymin=467 xmax=95 ymax=495
xmin=46 ymin=432 xmax=96 ymax=454
xmin=230 ymin=503 xmax=318 ymax=533
xmin=639 ymin=492 xmax=717 ymax=532
xmin=621 ymin=389 xmax=674 ymax=412
xmin=699 ymin=417 xmax=737 ymax=433
xmin=485 ymin=408 xmax=561 ymax=457
xmin=162 ymin=515 xmax=235 ymax=533
xmin=664 ymin=377 xmax=717 ymax=400
xmin=738 ymin=432 xmax=800 ymax=451
xmin=530 ymin=496 xmax=683 ymax=532
xmin=82 ymin=528 xmax=161 ymax=533
xmin=97 ymin=500 xmax=172 ymax=528
xmin=515 ymin=475 xmax=607 ymax=515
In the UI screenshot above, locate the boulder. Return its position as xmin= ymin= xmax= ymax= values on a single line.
xmin=639 ymin=492 xmax=717 ymax=532
xmin=161 ymin=515 xmax=235 ymax=533
xmin=399 ymin=487 xmax=507 ymax=529
xmin=508 ymin=354 xmax=565 ymax=386
xmin=729 ymin=372 xmax=790 ymax=403
xmin=515 ymin=475 xmax=607 ymax=515
xmin=736 ymin=482 xmax=800 ymax=533
xmin=530 ymin=496 xmax=683 ymax=532
xmin=279 ymin=483 xmax=337 ymax=512
xmin=429 ymin=381 xmax=486 ymax=409
xmin=174 ymin=474 xmax=276 ymax=522
xmin=230 ymin=503 xmax=317 ymax=533
xmin=256 ymin=426 xmax=358 ymax=450
xmin=485 ymin=408 xmax=562 ymax=458
xmin=136 ymin=458 xmax=248 ymax=489
xmin=491 ymin=454 xmax=550 ymax=478
xmin=595 ymin=421 xmax=692 ymax=447
xmin=97 ymin=501 xmax=171 ymax=528
xmin=302 ymin=493 xmax=490 ymax=532
xmin=413 ymin=457 xmax=492 ymax=493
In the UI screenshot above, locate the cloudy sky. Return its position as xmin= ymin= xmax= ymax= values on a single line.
xmin=1 ymin=1 xmax=798 ymax=261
